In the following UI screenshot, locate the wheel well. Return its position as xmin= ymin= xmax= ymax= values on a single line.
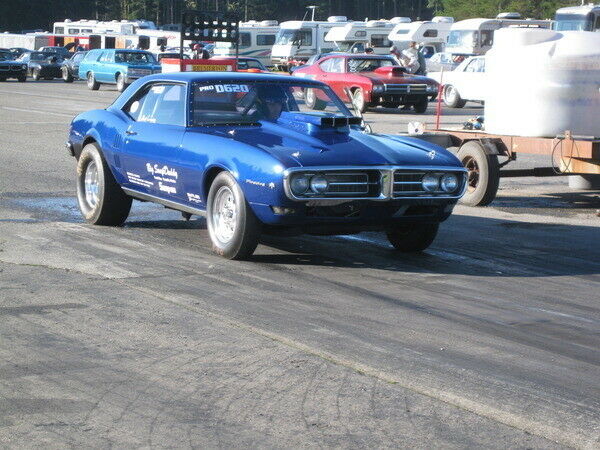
xmin=203 ymin=167 xmax=225 ymax=200
xmin=115 ymin=72 xmax=121 ymax=81
xmin=78 ymin=137 xmax=97 ymax=159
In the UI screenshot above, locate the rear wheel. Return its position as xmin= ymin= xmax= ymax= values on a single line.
xmin=304 ymin=88 xmax=326 ymax=110
xmin=62 ymin=66 xmax=73 ymax=82
xmin=206 ymin=172 xmax=261 ymax=260
xmin=413 ymin=97 xmax=429 ymax=114
xmin=387 ymin=223 xmax=439 ymax=252
xmin=457 ymin=141 xmax=500 ymax=206
xmin=76 ymin=143 xmax=132 ymax=225
xmin=87 ymin=72 xmax=99 ymax=90
xmin=443 ymin=84 xmax=466 ymax=108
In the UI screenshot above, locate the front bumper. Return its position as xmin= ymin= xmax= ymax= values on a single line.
xmin=0 ymin=66 xmax=27 ymax=78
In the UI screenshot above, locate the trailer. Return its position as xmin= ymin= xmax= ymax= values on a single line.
xmin=412 ymin=129 xmax=600 ymax=206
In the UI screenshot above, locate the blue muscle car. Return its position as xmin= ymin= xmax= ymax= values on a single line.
xmin=67 ymin=72 xmax=466 ymax=259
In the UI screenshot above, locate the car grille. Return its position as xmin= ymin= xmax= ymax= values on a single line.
xmin=0 ymin=66 xmax=9 ymax=71
xmin=11 ymin=66 xmax=22 ymax=71
xmin=384 ymin=84 xmax=427 ymax=94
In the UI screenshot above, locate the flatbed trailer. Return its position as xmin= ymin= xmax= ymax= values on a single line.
xmin=412 ymin=129 xmax=600 ymax=206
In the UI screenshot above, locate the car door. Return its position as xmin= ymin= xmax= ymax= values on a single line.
xmin=120 ymin=82 xmax=188 ymax=203
xmin=323 ymin=57 xmax=347 ymax=99
xmin=71 ymin=52 xmax=85 ymax=75
xmin=456 ymin=57 xmax=482 ymax=101
xmin=96 ymin=51 xmax=113 ymax=83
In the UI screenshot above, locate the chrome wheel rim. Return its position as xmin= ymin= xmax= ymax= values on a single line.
xmin=446 ymin=86 xmax=457 ymax=103
xmin=211 ymin=186 xmax=237 ymax=244
xmin=305 ymin=88 xmax=315 ymax=107
xmin=354 ymin=91 xmax=364 ymax=110
xmin=84 ymin=160 xmax=100 ymax=208
xmin=87 ymin=73 xmax=94 ymax=87
xmin=462 ymin=156 xmax=480 ymax=193
xmin=62 ymin=67 xmax=68 ymax=80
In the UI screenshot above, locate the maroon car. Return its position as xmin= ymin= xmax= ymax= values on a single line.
xmin=292 ymin=54 xmax=438 ymax=113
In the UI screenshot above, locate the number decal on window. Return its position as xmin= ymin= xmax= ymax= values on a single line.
xmin=214 ymin=84 xmax=249 ymax=93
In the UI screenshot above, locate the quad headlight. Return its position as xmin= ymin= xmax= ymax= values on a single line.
xmin=372 ymin=84 xmax=385 ymax=94
xmin=421 ymin=172 xmax=460 ymax=193
xmin=421 ymin=173 xmax=440 ymax=192
xmin=289 ymin=173 xmax=329 ymax=196
xmin=440 ymin=173 xmax=459 ymax=193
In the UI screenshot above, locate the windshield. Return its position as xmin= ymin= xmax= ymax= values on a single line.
xmin=275 ymin=28 xmax=311 ymax=46
xmin=115 ymin=51 xmax=156 ymax=64
xmin=347 ymin=57 xmax=397 ymax=73
xmin=29 ymin=52 xmax=58 ymax=61
xmin=0 ymin=52 xmax=12 ymax=61
xmin=192 ymin=81 xmax=351 ymax=125
xmin=553 ymin=13 xmax=593 ymax=31
xmin=447 ymin=30 xmax=476 ymax=48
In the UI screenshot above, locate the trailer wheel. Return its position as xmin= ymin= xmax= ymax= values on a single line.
xmin=457 ymin=141 xmax=500 ymax=206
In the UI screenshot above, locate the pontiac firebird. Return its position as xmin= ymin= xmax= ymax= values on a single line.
xmin=66 ymin=72 xmax=466 ymax=259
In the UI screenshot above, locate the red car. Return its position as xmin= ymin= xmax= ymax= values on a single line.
xmin=292 ymin=54 xmax=438 ymax=113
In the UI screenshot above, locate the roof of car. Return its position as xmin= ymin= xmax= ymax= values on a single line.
xmin=142 ymin=71 xmax=320 ymax=84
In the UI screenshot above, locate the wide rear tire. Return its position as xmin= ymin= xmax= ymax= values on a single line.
xmin=387 ymin=223 xmax=439 ymax=252
xmin=206 ymin=172 xmax=261 ymax=260
xmin=76 ymin=143 xmax=132 ymax=225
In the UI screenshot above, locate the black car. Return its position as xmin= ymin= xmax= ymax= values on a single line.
xmin=0 ymin=51 xmax=27 ymax=82
xmin=60 ymin=51 xmax=87 ymax=82
xmin=18 ymin=51 xmax=63 ymax=80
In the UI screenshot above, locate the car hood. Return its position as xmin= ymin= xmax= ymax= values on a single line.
xmin=197 ymin=121 xmax=461 ymax=168
xmin=360 ymin=73 xmax=437 ymax=85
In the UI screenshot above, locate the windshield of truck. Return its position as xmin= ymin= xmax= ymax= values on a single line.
xmin=115 ymin=51 xmax=156 ymax=64
xmin=275 ymin=28 xmax=312 ymax=46
xmin=192 ymin=81 xmax=351 ymax=125
xmin=347 ymin=57 xmax=397 ymax=72
xmin=553 ymin=13 xmax=593 ymax=31
xmin=447 ymin=30 xmax=476 ymax=48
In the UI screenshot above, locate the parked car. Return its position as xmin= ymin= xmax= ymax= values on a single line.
xmin=157 ymin=52 xmax=190 ymax=62
xmin=0 ymin=50 xmax=27 ymax=82
xmin=18 ymin=51 xmax=63 ymax=80
xmin=66 ymin=72 xmax=467 ymax=260
xmin=211 ymin=56 xmax=270 ymax=73
xmin=78 ymin=48 xmax=162 ymax=92
xmin=293 ymin=54 xmax=439 ymax=113
xmin=426 ymin=52 xmax=461 ymax=73
xmin=428 ymin=56 xmax=486 ymax=108
xmin=39 ymin=46 xmax=71 ymax=59
xmin=61 ymin=51 xmax=87 ymax=82
xmin=289 ymin=52 xmax=345 ymax=73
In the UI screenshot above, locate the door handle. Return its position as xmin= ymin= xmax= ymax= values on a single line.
xmin=125 ymin=130 xmax=137 ymax=136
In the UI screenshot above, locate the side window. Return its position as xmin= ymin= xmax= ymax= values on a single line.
xmin=464 ymin=59 xmax=477 ymax=72
xmin=423 ymin=29 xmax=438 ymax=38
xmin=126 ymin=84 xmax=186 ymax=126
xmin=370 ymin=34 xmax=390 ymax=48
xmin=256 ymin=34 xmax=275 ymax=46
xmin=319 ymin=58 xmax=333 ymax=72
xmin=73 ymin=53 xmax=84 ymax=62
xmin=481 ymin=30 xmax=494 ymax=47
xmin=240 ymin=33 xmax=251 ymax=48
xmin=329 ymin=58 xmax=344 ymax=73
xmin=68 ymin=28 xmax=79 ymax=34
xmin=297 ymin=29 xmax=312 ymax=46
xmin=55 ymin=27 xmax=64 ymax=34
xmin=594 ymin=16 xmax=600 ymax=31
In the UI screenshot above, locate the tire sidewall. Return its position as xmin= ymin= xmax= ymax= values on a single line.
xmin=117 ymin=74 xmax=125 ymax=92
xmin=76 ymin=144 xmax=107 ymax=223
xmin=444 ymin=85 xmax=458 ymax=107
xmin=32 ymin=69 xmax=40 ymax=81
xmin=206 ymin=172 xmax=256 ymax=259
xmin=87 ymin=72 xmax=98 ymax=90
xmin=457 ymin=141 xmax=499 ymax=206
xmin=305 ymin=88 xmax=316 ymax=108
xmin=353 ymin=88 xmax=366 ymax=113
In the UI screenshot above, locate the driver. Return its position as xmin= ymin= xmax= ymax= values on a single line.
xmin=255 ymin=86 xmax=291 ymax=121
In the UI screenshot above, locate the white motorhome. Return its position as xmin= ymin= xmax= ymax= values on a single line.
xmin=213 ymin=20 xmax=279 ymax=66
xmin=446 ymin=15 xmax=551 ymax=56
xmin=553 ymin=4 xmax=600 ymax=31
xmin=271 ymin=16 xmax=349 ymax=68
xmin=53 ymin=19 xmax=157 ymax=35
xmin=324 ymin=20 xmax=395 ymax=55
xmin=388 ymin=16 xmax=454 ymax=55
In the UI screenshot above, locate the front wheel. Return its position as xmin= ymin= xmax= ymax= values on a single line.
xmin=304 ymin=88 xmax=326 ymax=110
xmin=443 ymin=85 xmax=466 ymax=108
xmin=62 ymin=67 xmax=73 ymax=82
xmin=87 ymin=72 xmax=100 ymax=90
xmin=352 ymin=88 xmax=368 ymax=113
xmin=386 ymin=223 xmax=439 ymax=252
xmin=413 ymin=97 xmax=429 ymax=114
xmin=116 ymin=73 xmax=128 ymax=92
xmin=206 ymin=172 xmax=261 ymax=260
xmin=76 ymin=143 xmax=132 ymax=225
xmin=17 ymin=75 xmax=26 ymax=82
xmin=32 ymin=69 xmax=41 ymax=81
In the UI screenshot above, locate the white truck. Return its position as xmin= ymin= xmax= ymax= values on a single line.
xmin=271 ymin=16 xmax=349 ymax=69
xmin=446 ymin=15 xmax=551 ymax=56
xmin=387 ymin=16 xmax=454 ymax=56
xmin=324 ymin=19 xmax=399 ymax=55
xmin=213 ymin=20 xmax=279 ymax=66
xmin=553 ymin=3 xmax=600 ymax=31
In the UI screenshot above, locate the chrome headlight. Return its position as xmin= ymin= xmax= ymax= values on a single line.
xmin=290 ymin=174 xmax=310 ymax=195
xmin=22 ymin=64 xmax=27 ymax=69
xmin=440 ymin=173 xmax=459 ymax=193
xmin=421 ymin=173 xmax=440 ymax=192
xmin=310 ymin=175 xmax=329 ymax=194
xmin=426 ymin=84 xmax=438 ymax=93
xmin=372 ymin=84 xmax=384 ymax=94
